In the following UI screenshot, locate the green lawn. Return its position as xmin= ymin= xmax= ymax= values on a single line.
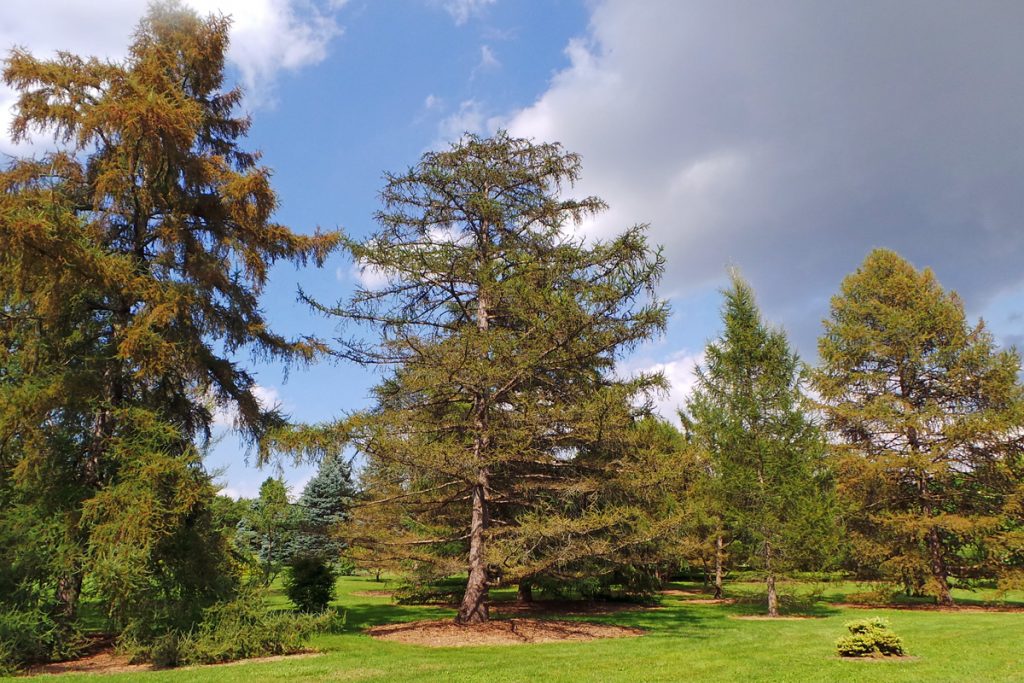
xmin=18 ymin=575 xmax=1024 ymax=682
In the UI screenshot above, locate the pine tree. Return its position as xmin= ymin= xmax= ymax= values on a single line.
xmin=815 ymin=249 xmax=1024 ymax=604
xmin=300 ymin=132 xmax=668 ymax=623
xmin=685 ymin=273 xmax=838 ymax=617
xmin=0 ymin=0 xmax=338 ymax=626
xmin=236 ymin=477 xmax=299 ymax=585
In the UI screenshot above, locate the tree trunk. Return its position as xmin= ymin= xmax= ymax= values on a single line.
xmin=456 ymin=468 xmax=490 ymax=624
xmin=713 ymin=534 xmax=724 ymax=600
xmin=765 ymin=540 xmax=779 ymax=617
xmin=517 ymin=580 xmax=533 ymax=604
xmin=54 ymin=571 xmax=82 ymax=622
xmin=927 ymin=526 xmax=954 ymax=606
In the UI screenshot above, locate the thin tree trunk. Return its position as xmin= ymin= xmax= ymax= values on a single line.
xmin=765 ymin=540 xmax=779 ymax=617
xmin=54 ymin=572 xmax=83 ymax=622
xmin=927 ymin=526 xmax=954 ymax=606
xmin=713 ymin=534 xmax=724 ymax=600
xmin=517 ymin=580 xmax=533 ymax=604
xmin=457 ymin=468 xmax=490 ymax=624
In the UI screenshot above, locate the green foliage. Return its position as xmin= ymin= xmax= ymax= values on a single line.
xmin=285 ymin=556 xmax=337 ymax=613
xmin=237 ymin=477 xmax=302 ymax=585
xmin=287 ymin=132 xmax=669 ymax=623
xmin=292 ymin=456 xmax=356 ymax=561
xmin=684 ymin=273 xmax=840 ymax=615
xmin=815 ymin=249 xmax=1024 ymax=604
xmin=124 ymin=590 xmax=336 ymax=668
xmin=835 ymin=617 xmax=906 ymax=658
xmin=0 ymin=606 xmax=82 ymax=674
xmin=0 ymin=0 xmax=338 ymax=640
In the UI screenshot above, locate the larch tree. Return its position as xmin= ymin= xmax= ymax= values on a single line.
xmin=684 ymin=273 xmax=838 ymax=617
xmin=0 ymin=0 xmax=338 ymax=627
xmin=815 ymin=248 xmax=1024 ymax=605
xmin=305 ymin=132 xmax=668 ymax=624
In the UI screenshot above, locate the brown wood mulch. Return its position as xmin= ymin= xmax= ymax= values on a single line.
xmin=366 ymin=618 xmax=644 ymax=647
xmin=25 ymin=650 xmax=322 ymax=677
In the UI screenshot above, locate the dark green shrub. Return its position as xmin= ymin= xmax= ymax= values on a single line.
xmin=836 ymin=617 xmax=906 ymax=657
xmin=123 ymin=590 xmax=337 ymax=668
xmin=285 ymin=556 xmax=336 ymax=613
xmin=0 ymin=607 xmax=82 ymax=673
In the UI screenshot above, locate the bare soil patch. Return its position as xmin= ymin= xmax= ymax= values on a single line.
xmin=351 ymin=589 xmax=396 ymax=598
xmin=366 ymin=618 xmax=644 ymax=647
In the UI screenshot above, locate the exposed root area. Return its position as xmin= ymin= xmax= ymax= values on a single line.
xmin=367 ymin=618 xmax=644 ymax=647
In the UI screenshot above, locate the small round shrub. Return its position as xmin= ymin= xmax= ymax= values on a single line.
xmin=285 ymin=556 xmax=336 ymax=613
xmin=836 ymin=617 xmax=906 ymax=658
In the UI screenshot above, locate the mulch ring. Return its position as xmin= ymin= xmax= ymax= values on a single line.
xmin=730 ymin=614 xmax=822 ymax=621
xmin=659 ymin=589 xmax=735 ymax=605
xmin=350 ymin=590 xmax=396 ymax=598
xmin=366 ymin=618 xmax=644 ymax=647
xmin=26 ymin=648 xmax=322 ymax=677
xmin=491 ymin=599 xmax=659 ymax=616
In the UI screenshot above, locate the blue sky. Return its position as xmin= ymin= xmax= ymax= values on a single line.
xmin=3 ymin=0 xmax=1023 ymax=498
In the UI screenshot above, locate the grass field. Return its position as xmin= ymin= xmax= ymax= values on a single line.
xmin=16 ymin=575 xmax=1024 ymax=682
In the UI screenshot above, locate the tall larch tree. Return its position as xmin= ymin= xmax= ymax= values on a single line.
xmin=0 ymin=0 xmax=338 ymax=626
xmin=684 ymin=273 xmax=838 ymax=617
xmin=303 ymin=132 xmax=668 ymax=624
xmin=815 ymin=248 xmax=1024 ymax=605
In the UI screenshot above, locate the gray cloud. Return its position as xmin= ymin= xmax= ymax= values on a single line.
xmin=508 ymin=1 xmax=1024 ymax=350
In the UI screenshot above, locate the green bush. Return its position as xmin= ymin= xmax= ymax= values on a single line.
xmin=0 ymin=606 xmax=82 ymax=674
xmin=123 ymin=590 xmax=338 ymax=668
xmin=285 ymin=556 xmax=336 ymax=613
xmin=836 ymin=617 xmax=906 ymax=658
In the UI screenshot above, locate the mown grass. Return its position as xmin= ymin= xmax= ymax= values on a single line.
xmin=17 ymin=575 xmax=1024 ymax=682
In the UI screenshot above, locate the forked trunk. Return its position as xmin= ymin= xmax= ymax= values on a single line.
xmin=456 ymin=469 xmax=490 ymax=624
xmin=713 ymin=534 xmax=724 ymax=600
xmin=927 ymin=526 xmax=954 ymax=606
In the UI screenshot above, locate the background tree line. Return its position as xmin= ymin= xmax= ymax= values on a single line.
xmin=0 ymin=0 xmax=1021 ymax=672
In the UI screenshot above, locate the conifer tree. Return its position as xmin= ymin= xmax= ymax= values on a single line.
xmin=685 ymin=274 xmax=837 ymax=617
xmin=816 ymin=249 xmax=1024 ymax=604
xmin=0 ymin=0 xmax=338 ymax=625
xmin=306 ymin=132 xmax=668 ymax=623
xmin=292 ymin=456 xmax=356 ymax=561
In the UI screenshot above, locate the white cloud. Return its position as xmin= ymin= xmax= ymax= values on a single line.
xmin=439 ymin=0 xmax=495 ymax=26
xmin=475 ymin=44 xmax=500 ymax=73
xmin=1 ymin=0 xmax=343 ymax=150
xmin=424 ymin=93 xmax=442 ymax=110
xmin=212 ymin=384 xmax=285 ymax=429
xmin=637 ymin=350 xmax=703 ymax=425
xmin=437 ymin=99 xmax=487 ymax=143
xmin=507 ymin=0 xmax=1024 ymax=351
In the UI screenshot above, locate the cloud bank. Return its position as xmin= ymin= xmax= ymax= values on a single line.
xmin=507 ymin=0 xmax=1024 ymax=346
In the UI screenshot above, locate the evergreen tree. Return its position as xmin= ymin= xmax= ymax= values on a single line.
xmin=0 ymin=0 xmax=337 ymax=629
xmin=237 ymin=477 xmax=299 ymax=585
xmin=297 ymin=132 xmax=668 ymax=623
xmin=685 ymin=274 xmax=838 ymax=617
xmin=292 ymin=456 xmax=356 ymax=561
xmin=815 ymin=249 xmax=1024 ymax=604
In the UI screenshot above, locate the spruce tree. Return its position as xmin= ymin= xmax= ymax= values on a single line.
xmin=292 ymin=456 xmax=356 ymax=561
xmin=302 ymin=132 xmax=668 ymax=623
xmin=815 ymin=249 xmax=1024 ymax=604
xmin=685 ymin=273 xmax=837 ymax=617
